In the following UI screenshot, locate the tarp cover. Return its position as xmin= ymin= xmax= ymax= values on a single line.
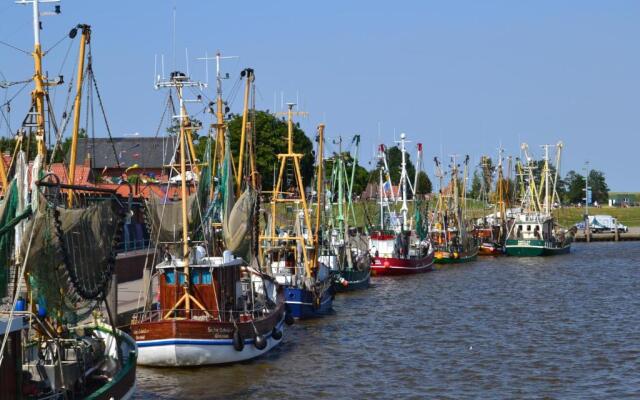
xmin=146 ymin=192 xmax=196 ymax=244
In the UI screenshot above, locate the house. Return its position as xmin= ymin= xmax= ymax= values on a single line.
xmin=71 ymin=136 xmax=177 ymax=182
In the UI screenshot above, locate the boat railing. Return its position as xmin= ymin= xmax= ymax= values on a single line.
xmin=131 ymin=306 xmax=275 ymax=324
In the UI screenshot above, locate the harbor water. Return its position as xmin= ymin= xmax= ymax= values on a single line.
xmin=134 ymin=242 xmax=640 ymax=399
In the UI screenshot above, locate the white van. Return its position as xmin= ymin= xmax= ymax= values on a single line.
xmin=589 ymin=215 xmax=628 ymax=233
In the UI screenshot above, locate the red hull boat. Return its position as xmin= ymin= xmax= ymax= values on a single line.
xmin=371 ymin=253 xmax=434 ymax=276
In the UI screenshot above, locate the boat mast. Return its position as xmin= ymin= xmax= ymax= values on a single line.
xmin=347 ymin=135 xmax=360 ymax=226
xmin=67 ymin=24 xmax=91 ymax=207
xmin=18 ymin=0 xmax=62 ymax=164
xmin=155 ymin=72 xmax=207 ymax=318
xmin=337 ymin=136 xmax=344 ymax=232
xmin=236 ymin=68 xmax=254 ymax=194
xmin=399 ymin=133 xmax=408 ymax=231
xmin=314 ymin=124 xmax=325 ymax=264
xmin=541 ymin=144 xmax=551 ymax=215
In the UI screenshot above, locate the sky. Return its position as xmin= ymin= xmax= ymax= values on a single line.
xmin=1 ymin=0 xmax=638 ymax=191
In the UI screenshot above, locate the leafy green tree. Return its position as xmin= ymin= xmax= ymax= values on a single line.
xmin=588 ymin=169 xmax=609 ymax=204
xmin=564 ymin=170 xmax=586 ymax=204
xmin=469 ymin=171 xmax=482 ymax=199
xmin=415 ymin=171 xmax=432 ymax=195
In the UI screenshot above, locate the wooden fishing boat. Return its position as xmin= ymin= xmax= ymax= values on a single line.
xmin=368 ymin=136 xmax=435 ymax=276
xmin=131 ymin=66 xmax=285 ymax=366
xmin=431 ymin=155 xmax=479 ymax=264
xmin=505 ymin=143 xmax=573 ymax=257
xmin=260 ymin=109 xmax=334 ymax=319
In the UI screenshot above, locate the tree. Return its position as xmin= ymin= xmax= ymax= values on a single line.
xmin=564 ymin=170 xmax=586 ymax=204
xmin=469 ymin=171 xmax=482 ymax=199
xmin=588 ymin=169 xmax=609 ymax=204
xmin=415 ymin=171 xmax=432 ymax=196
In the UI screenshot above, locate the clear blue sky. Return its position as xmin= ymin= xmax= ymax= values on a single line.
xmin=1 ymin=0 xmax=638 ymax=191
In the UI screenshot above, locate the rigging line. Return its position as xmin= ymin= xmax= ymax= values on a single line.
xmin=51 ymin=37 xmax=75 ymax=105
xmin=43 ymin=30 xmax=72 ymax=56
xmin=0 ymin=80 xmax=31 ymax=108
xmin=90 ymin=61 xmax=121 ymax=169
xmin=0 ymin=39 xmax=29 ymax=55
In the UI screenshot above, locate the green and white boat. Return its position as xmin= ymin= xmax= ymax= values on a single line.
xmin=505 ymin=142 xmax=574 ymax=257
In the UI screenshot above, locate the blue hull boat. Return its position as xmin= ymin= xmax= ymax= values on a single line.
xmin=284 ymin=285 xmax=334 ymax=319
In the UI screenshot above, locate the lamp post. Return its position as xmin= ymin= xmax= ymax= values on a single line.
xmin=584 ymin=161 xmax=590 ymax=243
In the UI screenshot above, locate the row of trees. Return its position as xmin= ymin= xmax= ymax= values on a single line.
xmin=196 ymin=110 xmax=608 ymax=205
xmin=198 ymin=111 xmax=433 ymax=197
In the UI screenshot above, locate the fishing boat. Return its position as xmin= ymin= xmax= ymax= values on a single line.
xmin=324 ymin=135 xmax=371 ymax=291
xmin=431 ymin=155 xmax=479 ymax=264
xmin=474 ymin=150 xmax=512 ymax=256
xmin=0 ymin=1 xmax=136 ymax=397
xmin=130 ymin=63 xmax=285 ymax=366
xmin=369 ymin=135 xmax=434 ymax=276
xmin=259 ymin=105 xmax=334 ymax=319
xmin=504 ymin=143 xmax=573 ymax=256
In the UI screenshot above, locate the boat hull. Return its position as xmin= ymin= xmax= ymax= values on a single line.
xmin=370 ymin=254 xmax=434 ymax=276
xmin=333 ymin=268 xmax=371 ymax=292
xmin=434 ymin=248 xmax=478 ymax=264
xmin=131 ymin=303 xmax=285 ymax=367
xmin=135 ymin=318 xmax=285 ymax=367
xmin=478 ymin=242 xmax=504 ymax=256
xmin=505 ymin=239 xmax=571 ymax=256
xmin=284 ymin=286 xmax=334 ymax=319
xmin=83 ymin=323 xmax=138 ymax=400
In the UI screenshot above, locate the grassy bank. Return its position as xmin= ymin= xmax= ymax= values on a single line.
xmin=553 ymin=206 xmax=640 ymax=227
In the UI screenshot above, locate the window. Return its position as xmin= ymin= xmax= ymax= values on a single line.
xmin=191 ymin=271 xmax=201 ymax=285
xmin=202 ymin=271 xmax=212 ymax=284
xmin=178 ymin=273 xmax=186 ymax=285
xmin=527 ymin=225 xmax=531 ymax=231
xmin=165 ymin=271 xmax=175 ymax=284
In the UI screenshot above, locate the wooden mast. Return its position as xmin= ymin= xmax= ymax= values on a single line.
xmin=67 ymin=24 xmax=91 ymax=206
xmin=264 ymin=103 xmax=313 ymax=276
xmin=177 ymin=81 xmax=191 ymax=313
xmin=313 ymin=124 xmax=325 ymax=269
xmin=236 ymin=68 xmax=253 ymax=194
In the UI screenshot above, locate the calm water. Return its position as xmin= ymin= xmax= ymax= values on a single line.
xmin=134 ymin=242 xmax=640 ymax=399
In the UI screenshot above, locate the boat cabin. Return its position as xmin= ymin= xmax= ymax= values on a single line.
xmin=156 ymin=254 xmax=245 ymax=321
xmin=513 ymin=214 xmax=553 ymax=241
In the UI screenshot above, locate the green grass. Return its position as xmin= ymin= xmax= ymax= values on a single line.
xmin=552 ymin=206 xmax=640 ymax=227
xmin=269 ymin=197 xmax=640 ymax=229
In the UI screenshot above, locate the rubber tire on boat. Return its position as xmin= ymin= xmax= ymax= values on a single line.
xmin=284 ymin=312 xmax=294 ymax=326
xmin=271 ymin=327 xmax=283 ymax=340
xmin=232 ymin=329 xmax=244 ymax=351
xmin=254 ymin=334 xmax=267 ymax=350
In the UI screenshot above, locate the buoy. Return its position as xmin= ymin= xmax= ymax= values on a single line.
xmin=341 ymin=279 xmax=349 ymax=288
xmin=384 ymin=261 xmax=390 ymax=268
xmin=254 ymin=334 xmax=267 ymax=350
xmin=284 ymin=312 xmax=294 ymax=325
xmin=232 ymin=328 xmax=244 ymax=351
xmin=271 ymin=327 xmax=283 ymax=340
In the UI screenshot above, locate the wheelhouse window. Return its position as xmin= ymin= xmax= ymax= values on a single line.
xmin=165 ymin=271 xmax=175 ymax=284
xmin=202 ymin=271 xmax=212 ymax=284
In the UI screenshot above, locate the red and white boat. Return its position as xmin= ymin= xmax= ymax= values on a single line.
xmin=369 ymin=135 xmax=434 ymax=276
xmin=370 ymin=230 xmax=434 ymax=276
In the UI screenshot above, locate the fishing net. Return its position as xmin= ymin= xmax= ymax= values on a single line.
xmin=223 ymin=187 xmax=256 ymax=262
xmin=21 ymin=193 xmax=122 ymax=321
xmin=145 ymin=192 xmax=196 ymax=246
